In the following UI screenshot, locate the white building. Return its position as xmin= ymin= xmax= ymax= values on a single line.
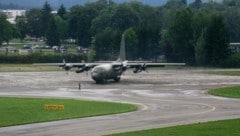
xmin=229 ymin=43 xmax=240 ymax=53
xmin=1 ymin=10 xmax=26 ymax=24
xmin=0 ymin=10 xmax=58 ymax=24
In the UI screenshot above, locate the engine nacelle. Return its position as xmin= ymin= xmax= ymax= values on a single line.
xmin=122 ymin=66 xmax=127 ymax=72
xmin=84 ymin=64 xmax=92 ymax=71
xmin=61 ymin=64 xmax=73 ymax=71
xmin=75 ymin=69 xmax=84 ymax=73
xmin=60 ymin=59 xmax=73 ymax=71
xmin=75 ymin=64 xmax=93 ymax=73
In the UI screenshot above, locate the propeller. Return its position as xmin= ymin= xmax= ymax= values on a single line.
xmin=75 ymin=64 xmax=93 ymax=75
xmin=133 ymin=63 xmax=147 ymax=73
xmin=60 ymin=59 xmax=73 ymax=75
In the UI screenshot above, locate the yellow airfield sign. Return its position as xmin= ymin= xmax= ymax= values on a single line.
xmin=44 ymin=104 xmax=65 ymax=110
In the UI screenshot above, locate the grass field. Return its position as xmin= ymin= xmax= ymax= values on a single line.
xmin=208 ymin=71 xmax=240 ymax=76
xmin=0 ymin=97 xmax=137 ymax=127
xmin=0 ymin=64 xmax=59 ymax=72
xmin=209 ymin=86 xmax=240 ymax=98
xmin=107 ymin=119 xmax=240 ymax=136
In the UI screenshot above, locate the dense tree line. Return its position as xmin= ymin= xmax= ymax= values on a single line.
xmin=1 ymin=0 xmax=240 ymax=66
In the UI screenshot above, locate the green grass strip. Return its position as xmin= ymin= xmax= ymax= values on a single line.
xmin=107 ymin=119 xmax=240 ymax=136
xmin=209 ymin=86 xmax=240 ymax=98
xmin=0 ymin=97 xmax=137 ymax=127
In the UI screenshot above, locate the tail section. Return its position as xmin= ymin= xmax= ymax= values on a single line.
xmin=118 ymin=34 xmax=126 ymax=61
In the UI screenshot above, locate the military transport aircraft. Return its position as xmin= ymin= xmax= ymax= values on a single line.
xmin=33 ymin=35 xmax=185 ymax=83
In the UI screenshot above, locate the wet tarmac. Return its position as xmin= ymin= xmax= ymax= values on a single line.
xmin=0 ymin=69 xmax=240 ymax=136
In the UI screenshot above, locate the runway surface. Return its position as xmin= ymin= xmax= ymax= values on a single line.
xmin=0 ymin=69 xmax=240 ymax=136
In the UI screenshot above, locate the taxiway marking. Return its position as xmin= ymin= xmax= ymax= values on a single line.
xmin=121 ymin=91 xmax=216 ymax=115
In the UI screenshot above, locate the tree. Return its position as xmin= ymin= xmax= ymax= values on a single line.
xmin=88 ymin=37 xmax=96 ymax=62
xmin=91 ymin=2 xmax=163 ymax=60
xmin=162 ymin=40 xmax=174 ymax=62
xmin=164 ymin=0 xmax=187 ymax=9
xmin=199 ymin=1 xmax=225 ymax=13
xmin=25 ymin=8 xmax=42 ymax=38
xmin=223 ymin=8 xmax=240 ymax=42
xmin=90 ymin=5 xmax=116 ymax=34
xmin=181 ymin=0 xmax=187 ymax=5
xmin=110 ymin=4 xmax=139 ymax=31
xmin=91 ymin=3 xmax=139 ymax=33
xmin=192 ymin=12 xmax=209 ymax=65
xmin=0 ymin=13 xmax=14 ymax=45
xmin=54 ymin=16 xmax=68 ymax=42
xmin=127 ymin=2 xmax=162 ymax=59
xmin=57 ymin=4 xmax=67 ymax=19
xmin=46 ymin=17 xmax=60 ymax=47
xmin=15 ymin=15 xmax=28 ymax=42
xmin=68 ymin=4 xmax=101 ymax=47
xmin=11 ymin=25 xmax=20 ymax=41
xmin=94 ymin=28 xmax=120 ymax=60
xmin=67 ymin=5 xmax=81 ymax=40
xmin=124 ymin=27 xmax=138 ymax=60
xmin=41 ymin=1 xmax=52 ymax=36
xmin=190 ymin=0 xmax=202 ymax=8
xmin=203 ymin=14 xmax=230 ymax=65
xmin=0 ymin=13 xmax=7 ymax=45
xmin=192 ymin=12 xmax=209 ymax=45
xmin=165 ymin=8 xmax=195 ymax=64
xmin=236 ymin=1 xmax=240 ymax=7
xmin=68 ymin=0 xmax=110 ymax=46
xmin=195 ymin=30 xmax=207 ymax=65
xmin=223 ymin=0 xmax=237 ymax=6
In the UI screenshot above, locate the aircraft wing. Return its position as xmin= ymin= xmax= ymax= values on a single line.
xmin=33 ymin=62 xmax=104 ymax=72
xmin=126 ymin=62 xmax=186 ymax=73
xmin=33 ymin=63 xmax=100 ymax=68
xmin=127 ymin=62 xmax=186 ymax=68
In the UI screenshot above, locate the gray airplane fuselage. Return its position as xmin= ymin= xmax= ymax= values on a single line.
xmin=91 ymin=63 xmax=123 ymax=83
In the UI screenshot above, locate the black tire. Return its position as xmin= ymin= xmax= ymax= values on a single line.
xmin=95 ymin=79 xmax=105 ymax=84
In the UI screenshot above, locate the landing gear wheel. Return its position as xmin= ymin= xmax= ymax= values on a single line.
xmin=95 ymin=79 xmax=105 ymax=84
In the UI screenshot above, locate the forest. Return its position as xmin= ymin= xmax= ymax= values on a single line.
xmin=1 ymin=0 xmax=240 ymax=66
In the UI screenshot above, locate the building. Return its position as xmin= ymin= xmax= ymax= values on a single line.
xmin=1 ymin=10 xmax=26 ymax=24
xmin=1 ymin=10 xmax=58 ymax=24
xmin=229 ymin=43 xmax=240 ymax=53
xmin=0 ymin=46 xmax=18 ymax=53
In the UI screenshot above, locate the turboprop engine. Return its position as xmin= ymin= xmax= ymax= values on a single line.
xmin=75 ymin=64 xmax=93 ymax=73
xmin=60 ymin=60 xmax=73 ymax=71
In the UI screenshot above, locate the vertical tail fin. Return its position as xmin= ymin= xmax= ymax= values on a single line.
xmin=118 ymin=34 xmax=126 ymax=61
